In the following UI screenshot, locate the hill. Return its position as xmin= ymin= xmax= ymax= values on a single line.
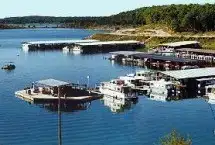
xmin=1 ymin=4 xmax=215 ymax=32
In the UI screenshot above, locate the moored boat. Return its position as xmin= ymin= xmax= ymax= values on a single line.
xmin=205 ymin=85 xmax=215 ymax=104
xmin=149 ymin=79 xmax=175 ymax=102
xmin=1 ymin=63 xmax=16 ymax=70
xmin=99 ymin=79 xmax=137 ymax=99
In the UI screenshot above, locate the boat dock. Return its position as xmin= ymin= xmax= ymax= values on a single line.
xmin=158 ymin=41 xmax=201 ymax=49
xmin=22 ymin=39 xmax=143 ymax=53
xmin=15 ymin=90 xmax=100 ymax=104
xmin=15 ymin=79 xmax=102 ymax=104
xmin=22 ymin=39 xmax=99 ymax=51
xmin=159 ymin=67 xmax=215 ymax=98
xmin=175 ymin=48 xmax=215 ymax=63
xmin=109 ymin=51 xmax=200 ymax=70
xmin=67 ymin=40 xmax=143 ymax=53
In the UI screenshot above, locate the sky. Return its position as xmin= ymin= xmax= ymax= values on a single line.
xmin=0 ymin=0 xmax=214 ymax=18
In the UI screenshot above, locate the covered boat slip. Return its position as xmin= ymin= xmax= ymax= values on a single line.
xmin=175 ymin=48 xmax=215 ymax=63
xmin=159 ymin=67 xmax=215 ymax=98
xmin=132 ymin=53 xmax=197 ymax=63
xmin=109 ymin=51 xmax=144 ymax=56
xmin=22 ymin=39 xmax=99 ymax=51
xmin=15 ymin=79 xmax=99 ymax=104
xmin=24 ymin=40 xmax=99 ymax=45
xmin=110 ymin=51 xmax=200 ymax=70
xmin=109 ymin=51 xmax=198 ymax=63
xmin=158 ymin=41 xmax=201 ymax=49
xmin=160 ymin=67 xmax=215 ymax=80
xmin=72 ymin=40 xmax=143 ymax=53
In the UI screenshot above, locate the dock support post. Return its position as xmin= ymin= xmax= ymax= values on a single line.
xmin=58 ymin=87 xmax=62 ymax=145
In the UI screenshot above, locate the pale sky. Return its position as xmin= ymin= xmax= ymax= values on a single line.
xmin=0 ymin=0 xmax=214 ymax=18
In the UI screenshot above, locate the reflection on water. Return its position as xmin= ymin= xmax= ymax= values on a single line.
xmin=38 ymin=102 xmax=92 ymax=113
xmin=102 ymin=95 xmax=138 ymax=113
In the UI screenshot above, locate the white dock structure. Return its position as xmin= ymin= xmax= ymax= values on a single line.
xmin=22 ymin=39 xmax=99 ymax=51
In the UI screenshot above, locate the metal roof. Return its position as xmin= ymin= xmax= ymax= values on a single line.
xmin=196 ymin=77 xmax=215 ymax=82
xmin=35 ymin=79 xmax=70 ymax=87
xmin=159 ymin=41 xmax=200 ymax=48
xmin=160 ymin=67 xmax=215 ymax=79
xmin=176 ymin=48 xmax=215 ymax=54
xmin=75 ymin=40 xmax=140 ymax=46
xmin=133 ymin=54 xmax=197 ymax=63
xmin=109 ymin=51 xmax=144 ymax=56
xmin=24 ymin=40 xmax=98 ymax=45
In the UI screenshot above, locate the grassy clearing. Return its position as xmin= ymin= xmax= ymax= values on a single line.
xmin=91 ymin=33 xmax=215 ymax=50
xmin=91 ymin=33 xmax=150 ymax=41
xmin=137 ymin=24 xmax=173 ymax=34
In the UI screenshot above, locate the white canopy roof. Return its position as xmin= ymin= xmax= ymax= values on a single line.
xmin=160 ymin=67 xmax=215 ymax=79
xmin=35 ymin=79 xmax=70 ymax=87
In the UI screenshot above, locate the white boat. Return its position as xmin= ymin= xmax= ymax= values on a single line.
xmin=133 ymin=70 xmax=152 ymax=81
xmin=72 ymin=46 xmax=83 ymax=53
xmin=63 ymin=45 xmax=83 ymax=54
xmin=99 ymin=79 xmax=137 ymax=99
xmin=205 ymin=85 xmax=215 ymax=104
xmin=118 ymin=70 xmax=153 ymax=95
xmin=63 ymin=46 xmax=70 ymax=52
xmin=22 ymin=43 xmax=30 ymax=52
xmin=118 ymin=75 xmax=137 ymax=88
xmin=149 ymin=79 xmax=175 ymax=102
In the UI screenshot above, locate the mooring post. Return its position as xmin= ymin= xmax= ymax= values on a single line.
xmin=58 ymin=87 xmax=62 ymax=145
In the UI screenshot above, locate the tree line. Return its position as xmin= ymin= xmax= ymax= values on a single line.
xmin=1 ymin=4 xmax=215 ymax=32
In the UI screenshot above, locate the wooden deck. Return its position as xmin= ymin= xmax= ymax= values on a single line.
xmin=15 ymin=90 xmax=101 ymax=104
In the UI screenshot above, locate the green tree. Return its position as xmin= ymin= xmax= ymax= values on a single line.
xmin=160 ymin=130 xmax=192 ymax=145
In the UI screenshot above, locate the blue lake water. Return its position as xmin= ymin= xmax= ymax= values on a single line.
xmin=0 ymin=28 xmax=215 ymax=145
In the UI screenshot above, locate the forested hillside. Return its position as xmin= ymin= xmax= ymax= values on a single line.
xmin=1 ymin=4 xmax=215 ymax=32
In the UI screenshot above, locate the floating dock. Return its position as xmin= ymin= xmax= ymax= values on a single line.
xmin=22 ymin=39 xmax=99 ymax=51
xmin=68 ymin=40 xmax=143 ymax=53
xmin=175 ymin=48 xmax=215 ymax=63
xmin=15 ymin=79 xmax=102 ymax=104
xmin=15 ymin=90 xmax=100 ymax=104
xmin=109 ymin=51 xmax=200 ymax=70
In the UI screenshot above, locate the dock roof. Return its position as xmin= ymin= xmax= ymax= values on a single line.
xmin=176 ymin=48 xmax=215 ymax=55
xmin=109 ymin=51 xmax=144 ymax=56
xmin=160 ymin=67 xmax=215 ymax=79
xmin=35 ymin=79 xmax=70 ymax=87
xmin=133 ymin=53 xmax=197 ymax=63
xmin=25 ymin=39 xmax=98 ymax=45
xmin=75 ymin=40 xmax=140 ymax=46
xmin=159 ymin=41 xmax=200 ymax=48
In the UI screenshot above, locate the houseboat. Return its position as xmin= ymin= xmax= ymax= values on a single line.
xmin=149 ymin=79 xmax=176 ymax=102
xmin=205 ymin=85 xmax=215 ymax=104
xmin=119 ymin=70 xmax=152 ymax=86
xmin=99 ymin=79 xmax=137 ymax=100
xmin=15 ymin=79 xmax=98 ymax=104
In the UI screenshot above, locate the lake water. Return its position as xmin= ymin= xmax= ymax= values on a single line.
xmin=0 ymin=28 xmax=215 ymax=145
